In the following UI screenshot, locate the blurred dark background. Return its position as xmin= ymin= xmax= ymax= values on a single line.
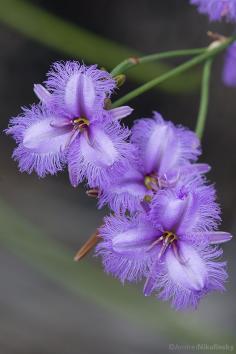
xmin=0 ymin=1 xmax=235 ymax=353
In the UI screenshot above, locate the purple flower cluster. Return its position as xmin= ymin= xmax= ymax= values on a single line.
xmin=190 ymin=0 xmax=236 ymax=22
xmin=96 ymin=113 xmax=232 ymax=310
xmin=6 ymin=61 xmax=232 ymax=310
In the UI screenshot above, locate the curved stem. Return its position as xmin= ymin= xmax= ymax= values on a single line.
xmin=195 ymin=59 xmax=213 ymax=139
xmin=112 ymin=36 xmax=236 ymax=108
xmin=111 ymin=48 xmax=206 ymax=77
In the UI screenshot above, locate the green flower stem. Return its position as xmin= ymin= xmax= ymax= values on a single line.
xmin=195 ymin=59 xmax=213 ymax=139
xmin=0 ymin=0 xmax=201 ymax=94
xmin=111 ymin=48 xmax=206 ymax=77
xmin=112 ymin=36 xmax=236 ymax=108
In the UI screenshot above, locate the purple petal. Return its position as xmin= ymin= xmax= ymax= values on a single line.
xmin=144 ymin=241 xmax=207 ymax=297
xmin=98 ymin=166 xmax=148 ymax=213
xmin=96 ymin=214 xmax=157 ymax=282
xmin=109 ymin=106 xmax=133 ymax=121
xmin=68 ymin=121 xmax=134 ymax=188
xmin=196 ymin=231 xmax=233 ymax=244
xmin=34 ymin=84 xmax=53 ymax=106
xmin=149 ymin=189 xmax=193 ymax=233
xmin=164 ymin=242 xmax=227 ymax=310
xmin=177 ymin=184 xmax=221 ymax=234
xmin=145 ymin=240 xmax=227 ymax=310
xmin=81 ymin=124 xmax=119 ymax=167
xmin=23 ymin=119 xmax=70 ymax=153
xmin=167 ymin=241 xmax=207 ymax=291
xmin=191 ymin=0 xmax=236 ymax=22
xmin=131 ymin=112 xmax=200 ymax=176
xmin=50 ymin=117 xmax=72 ymax=128
xmin=6 ymin=105 xmax=71 ymax=177
xmin=65 ymin=71 xmax=95 ymax=117
xmin=45 ymin=62 xmax=115 ymax=119
xmin=150 ymin=183 xmax=221 ymax=235
xmin=180 ymin=163 xmax=211 ymax=175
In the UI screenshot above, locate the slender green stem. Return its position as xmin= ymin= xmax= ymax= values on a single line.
xmin=0 ymin=0 xmax=202 ymax=94
xmin=111 ymin=48 xmax=206 ymax=76
xmin=112 ymin=36 xmax=236 ymax=108
xmin=195 ymin=59 xmax=213 ymax=139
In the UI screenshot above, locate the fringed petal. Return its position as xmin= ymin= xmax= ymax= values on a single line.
xmin=98 ymin=166 xmax=148 ymax=213
xmin=131 ymin=112 xmax=200 ymax=176
xmin=45 ymin=61 xmax=115 ymax=119
xmin=96 ymin=214 xmax=158 ymax=283
xmin=68 ymin=121 xmax=134 ymax=188
xmin=191 ymin=0 xmax=236 ymax=22
xmin=166 ymin=241 xmax=207 ymax=291
xmin=144 ymin=241 xmax=227 ymax=310
xmin=6 ymin=105 xmax=71 ymax=177
xmin=150 ymin=184 xmax=221 ymax=235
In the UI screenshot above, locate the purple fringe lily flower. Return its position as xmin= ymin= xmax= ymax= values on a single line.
xmin=5 ymin=57 xmax=232 ymax=311
xmin=98 ymin=112 xmax=209 ymax=213
xmin=97 ymin=183 xmax=232 ymax=310
xmin=222 ymin=41 xmax=236 ymax=87
xmin=190 ymin=0 xmax=236 ymax=22
xmin=6 ymin=62 xmax=134 ymax=187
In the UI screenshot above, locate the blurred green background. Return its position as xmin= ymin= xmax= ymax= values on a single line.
xmin=0 ymin=1 xmax=235 ymax=353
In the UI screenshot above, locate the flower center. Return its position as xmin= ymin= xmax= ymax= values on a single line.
xmin=72 ymin=117 xmax=90 ymax=131
xmin=143 ymin=173 xmax=179 ymax=203
xmin=65 ymin=117 xmax=91 ymax=147
xmin=162 ymin=231 xmax=177 ymax=243
xmin=144 ymin=173 xmax=158 ymax=191
xmin=147 ymin=231 xmax=185 ymax=264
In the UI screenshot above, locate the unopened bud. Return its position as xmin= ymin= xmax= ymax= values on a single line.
xmin=207 ymin=31 xmax=227 ymax=50
xmin=86 ymin=188 xmax=99 ymax=198
xmin=129 ymin=56 xmax=140 ymax=64
xmin=74 ymin=230 xmax=101 ymax=262
xmin=114 ymin=74 xmax=126 ymax=88
xmin=104 ymin=98 xmax=112 ymax=110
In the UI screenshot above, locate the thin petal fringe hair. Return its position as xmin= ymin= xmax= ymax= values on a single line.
xmin=96 ymin=215 xmax=153 ymax=283
xmin=5 ymin=105 xmax=67 ymax=176
xmin=131 ymin=111 xmax=201 ymax=168
xmin=68 ymin=121 xmax=134 ymax=188
xmin=45 ymin=61 xmax=116 ymax=115
xmin=151 ymin=244 xmax=227 ymax=310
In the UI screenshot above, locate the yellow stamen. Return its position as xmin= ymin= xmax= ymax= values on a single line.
xmin=144 ymin=195 xmax=152 ymax=203
xmin=162 ymin=231 xmax=177 ymax=243
xmin=73 ymin=117 xmax=90 ymax=126
xmin=144 ymin=175 xmax=158 ymax=190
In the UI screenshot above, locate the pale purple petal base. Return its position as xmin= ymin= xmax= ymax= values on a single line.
xmin=147 ymin=243 xmax=227 ymax=310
